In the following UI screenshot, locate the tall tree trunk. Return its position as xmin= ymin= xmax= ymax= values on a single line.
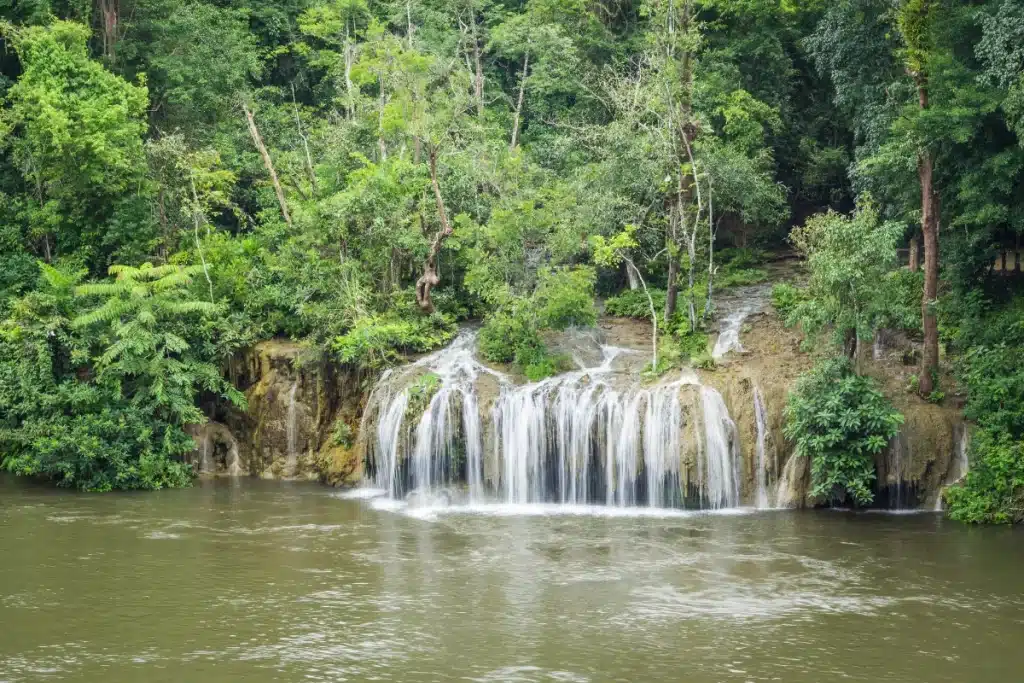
xmin=344 ymin=23 xmax=356 ymax=119
xmin=916 ymin=84 xmax=940 ymax=396
xmin=98 ymin=0 xmax=118 ymax=61
xmin=470 ymin=3 xmax=484 ymax=117
xmin=291 ymin=84 xmax=318 ymax=195
xmin=510 ymin=51 xmax=529 ymax=150
xmin=917 ymin=157 xmax=939 ymax=391
xmin=908 ymin=234 xmax=919 ymax=271
xmin=665 ymin=0 xmax=694 ymax=323
xmin=243 ymin=103 xmax=292 ymax=228
xmin=416 ymin=147 xmax=454 ymax=313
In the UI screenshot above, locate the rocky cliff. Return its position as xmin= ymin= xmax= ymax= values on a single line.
xmin=189 ymin=341 xmax=364 ymax=485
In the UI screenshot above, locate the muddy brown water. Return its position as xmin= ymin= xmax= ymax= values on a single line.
xmin=1 ymin=476 xmax=1021 ymax=683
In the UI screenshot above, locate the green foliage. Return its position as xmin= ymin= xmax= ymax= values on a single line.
xmin=533 ymin=267 xmax=598 ymax=330
xmin=477 ymin=302 xmax=572 ymax=380
xmin=0 ymin=262 xmax=237 ymax=491
xmin=0 ymin=20 xmax=149 ymax=269
xmin=784 ymin=357 xmax=904 ymax=506
xmin=944 ymin=303 xmax=1024 ymax=523
xmin=0 ymin=0 xmax=1021 ymax=514
xmin=945 ymin=427 xmax=1024 ymax=524
xmin=330 ymin=419 xmax=355 ymax=449
xmin=717 ymin=268 xmax=768 ymax=289
xmin=333 ymin=313 xmax=456 ymax=369
xmin=787 ymin=198 xmax=904 ymax=350
xmin=605 ymin=289 xmax=668 ymax=319
xmin=771 ymin=283 xmax=806 ymax=319
xmin=405 ymin=372 xmax=441 ymax=418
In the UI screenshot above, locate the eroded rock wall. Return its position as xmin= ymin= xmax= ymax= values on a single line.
xmin=189 ymin=341 xmax=365 ymax=484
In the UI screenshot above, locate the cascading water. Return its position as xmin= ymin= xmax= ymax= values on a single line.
xmin=360 ymin=329 xmax=744 ymax=510
xmin=700 ymin=387 xmax=741 ymax=508
xmin=285 ymin=382 xmax=299 ymax=476
xmin=712 ymin=283 xmax=771 ymax=359
xmin=753 ymin=387 xmax=771 ymax=509
xmin=359 ymin=331 xmax=495 ymax=502
xmin=935 ymin=427 xmax=970 ymax=511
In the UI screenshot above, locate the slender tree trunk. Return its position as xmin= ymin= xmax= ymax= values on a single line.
xmin=344 ymin=24 xmax=356 ymax=119
xmin=470 ymin=3 xmax=484 ymax=117
xmin=625 ymin=257 xmax=640 ymax=290
xmin=243 ymin=104 xmax=292 ymax=228
xmin=909 ymin=234 xmax=919 ymax=271
xmin=665 ymin=0 xmax=695 ymax=322
xmin=189 ymin=173 xmax=215 ymax=304
xmin=291 ymin=84 xmax=317 ymax=195
xmin=99 ymin=0 xmax=118 ymax=61
xmin=916 ymin=84 xmax=940 ymax=396
xmin=510 ymin=51 xmax=529 ymax=150
xmin=416 ymin=147 xmax=454 ymax=312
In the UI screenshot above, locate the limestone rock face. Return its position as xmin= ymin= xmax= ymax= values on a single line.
xmin=194 ymin=341 xmax=364 ymax=484
xmin=704 ymin=309 xmax=967 ymax=510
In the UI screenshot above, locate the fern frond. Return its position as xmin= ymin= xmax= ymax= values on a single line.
xmin=166 ymin=301 xmax=217 ymax=316
xmin=72 ymin=300 xmax=136 ymax=328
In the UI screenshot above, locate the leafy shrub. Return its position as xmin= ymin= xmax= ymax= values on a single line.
xmin=330 ymin=420 xmax=355 ymax=448
xmin=478 ymin=303 xmax=572 ymax=380
xmin=406 ymin=373 xmax=442 ymax=418
xmin=334 ymin=313 xmax=457 ymax=369
xmin=718 ymin=247 xmax=769 ymax=270
xmin=478 ymin=306 xmax=542 ymax=364
xmin=604 ymin=288 xmax=667 ymax=318
xmin=0 ymin=263 xmax=239 ymax=491
xmin=944 ymin=307 xmax=1024 ymax=523
xmin=784 ymin=357 xmax=904 ymax=506
xmin=945 ymin=427 xmax=1024 ymax=524
xmin=787 ymin=199 xmax=902 ymax=350
xmin=717 ymin=268 xmax=768 ymax=289
xmin=877 ymin=268 xmax=924 ymax=333
xmin=533 ymin=266 xmax=598 ymax=329
xmin=771 ymin=283 xmax=806 ymax=319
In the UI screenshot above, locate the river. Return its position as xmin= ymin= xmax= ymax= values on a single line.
xmin=1 ymin=476 xmax=1021 ymax=682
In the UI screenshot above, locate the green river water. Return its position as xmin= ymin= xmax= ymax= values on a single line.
xmin=1 ymin=476 xmax=1022 ymax=683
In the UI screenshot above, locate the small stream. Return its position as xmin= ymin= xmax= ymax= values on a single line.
xmin=1 ymin=477 xmax=1021 ymax=683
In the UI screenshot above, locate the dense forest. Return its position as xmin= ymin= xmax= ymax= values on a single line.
xmin=1 ymin=0 xmax=1022 ymax=522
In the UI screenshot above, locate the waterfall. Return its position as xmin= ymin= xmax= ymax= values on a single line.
xmin=360 ymin=331 xmax=494 ymax=501
xmin=700 ymin=387 xmax=740 ymax=508
xmin=711 ymin=283 xmax=770 ymax=359
xmin=775 ymin=453 xmax=808 ymax=508
xmin=935 ymin=426 xmax=970 ymax=511
xmin=285 ymin=382 xmax=299 ymax=476
xmin=753 ymin=388 xmax=771 ymax=509
xmin=360 ymin=330 xmax=743 ymax=510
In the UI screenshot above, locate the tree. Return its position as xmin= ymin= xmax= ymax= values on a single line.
xmin=896 ymin=0 xmax=940 ymax=395
xmin=0 ymin=20 xmax=148 ymax=269
xmin=593 ymin=225 xmax=659 ymax=370
xmin=787 ymin=198 xmax=904 ymax=364
xmin=73 ymin=263 xmax=244 ymax=425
